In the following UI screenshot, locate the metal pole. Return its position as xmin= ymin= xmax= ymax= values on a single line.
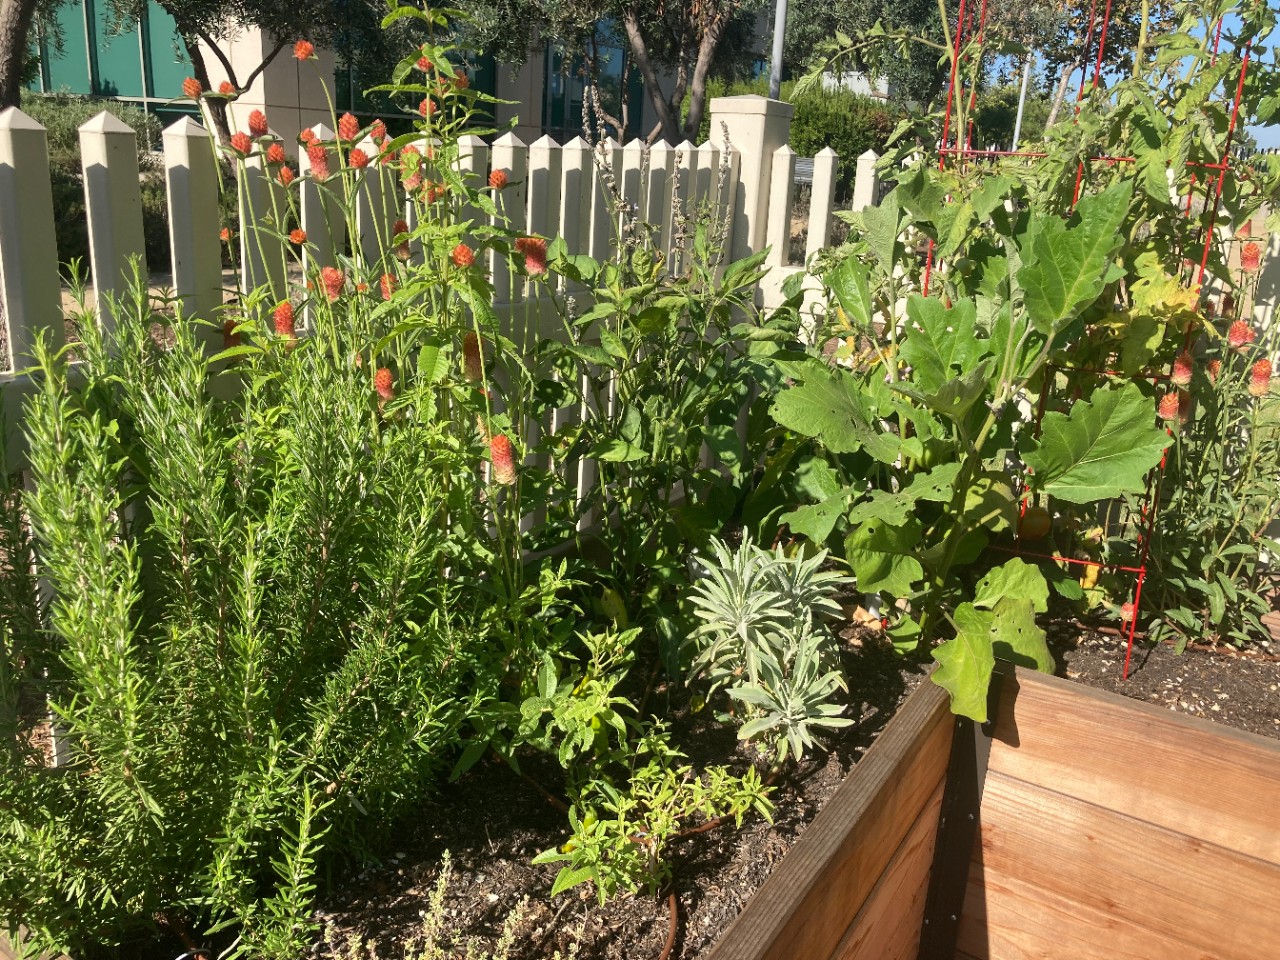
xmin=769 ymin=0 xmax=788 ymax=99
xmin=1011 ymin=53 xmax=1032 ymax=150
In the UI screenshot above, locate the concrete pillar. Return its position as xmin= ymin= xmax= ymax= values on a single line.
xmin=706 ymin=95 xmax=794 ymax=263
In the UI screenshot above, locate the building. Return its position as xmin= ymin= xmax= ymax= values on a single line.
xmin=29 ymin=1 xmax=662 ymax=149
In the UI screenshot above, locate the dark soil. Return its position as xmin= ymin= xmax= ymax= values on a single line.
xmin=314 ymin=619 xmax=1280 ymax=960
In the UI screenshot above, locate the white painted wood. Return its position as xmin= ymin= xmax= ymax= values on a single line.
xmin=807 ymin=146 xmax=839 ymax=261
xmin=693 ymin=140 xmax=718 ymax=213
xmin=0 ymin=108 xmax=64 ymax=371
xmin=619 ymin=139 xmax=645 ymax=239
xmin=490 ymin=131 xmax=527 ymax=306
xmin=353 ymin=134 xmax=389 ymax=270
xmin=237 ymin=141 xmax=287 ymax=299
xmin=300 ymin=123 xmax=343 ymax=300
xmin=646 ymin=140 xmax=675 ymax=260
xmin=707 ymin=96 xmax=794 ymax=262
xmin=557 ymin=136 xmax=591 ymax=293
xmin=79 ymin=111 xmax=146 ymax=327
xmin=853 ymin=149 xmax=880 ymax=213
xmin=669 ymin=140 xmax=695 ymax=264
xmin=588 ymin=139 xmax=621 ymax=262
xmin=456 ymin=133 xmax=489 ymax=242
xmin=163 ymin=116 xmax=223 ymax=324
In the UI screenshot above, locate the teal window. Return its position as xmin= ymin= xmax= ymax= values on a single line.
xmin=542 ymin=31 xmax=642 ymax=142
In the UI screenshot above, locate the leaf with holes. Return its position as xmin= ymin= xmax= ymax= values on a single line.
xmin=899 ymin=296 xmax=989 ymax=394
xmin=931 ymin=603 xmax=997 ymax=722
xmin=975 ymin=558 xmax=1049 ymax=613
xmin=845 ymin=517 xmax=924 ymax=596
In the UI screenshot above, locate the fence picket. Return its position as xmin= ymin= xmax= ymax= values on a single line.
xmin=79 ymin=112 xmax=146 ymax=329
xmin=0 ymin=108 xmax=64 ymax=373
xmin=490 ymin=132 xmax=527 ymax=309
xmin=353 ymin=134 xmax=390 ymax=270
xmin=619 ymin=140 xmax=645 ymax=240
xmin=237 ymin=148 xmax=287 ymax=299
xmin=853 ymin=149 xmax=880 ymax=213
xmin=766 ymin=145 xmax=795 ymax=269
xmin=300 ymin=124 xmax=342 ymax=313
xmin=163 ymin=117 xmax=223 ymax=327
xmin=647 ymin=140 xmax=675 ymax=259
xmin=807 ymin=147 xmax=839 ymax=261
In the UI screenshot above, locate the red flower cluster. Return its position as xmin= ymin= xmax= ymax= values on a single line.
xmin=375 ymin=367 xmax=395 ymax=402
xmin=220 ymin=227 xmax=231 ymax=243
xmin=349 ymin=147 xmax=369 ymax=169
xmin=1170 ymin=350 xmax=1193 ymax=387
xmin=320 ymin=266 xmax=345 ymax=301
xmin=338 ymin=112 xmax=360 ymax=143
xmin=1228 ymin=320 xmax=1256 ymax=352
xmin=417 ymin=53 xmax=432 ymax=72
xmin=1241 ymin=241 xmax=1262 ymax=274
xmin=514 ymin=236 xmax=547 ymax=276
xmin=1251 ymin=359 xmax=1273 ymax=398
xmin=488 ymin=169 xmax=508 ymax=190
xmin=300 ymin=128 xmax=317 ymax=145
xmin=419 ymin=98 xmax=437 ymax=117
xmin=370 ymin=119 xmax=387 ymax=143
xmin=307 ymin=143 xmax=330 ymax=179
xmin=222 ymin=317 xmax=240 ymax=348
xmin=248 ymin=109 xmax=269 ymax=137
xmin=273 ymin=300 xmax=296 ymax=338
xmin=229 ymin=132 xmax=252 ymax=156
xmin=278 ymin=166 xmax=296 ymax=187
xmin=451 ymin=243 xmax=476 ymax=269
xmin=294 ymin=39 xmax=315 ymax=60
xmin=266 ymin=142 xmax=286 ymax=164
xmin=219 ymin=81 xmax=236 ymax=96
xmin=1207 ymin=359 xmax=1221 ymax=383
xmin=1157 ymin=391 xmax=1180 ymax=421
xmin=182 ymin=77 xmax=203 ymax=100
xmin=490 ymin=434 xmax=516 ymax=485
xmin=289 ymin=228 xmax=307 ymax=245
xmin=454 ymin=69 xmax=470 ymax=89
xmin=380 ymin=273 xmax=397 ymax=301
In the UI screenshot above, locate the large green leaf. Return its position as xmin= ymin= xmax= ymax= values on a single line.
xmin=845 ymin=517 xmax=924 ymax=596
xmin=828 ymin=257 xmax=873 ymax=326
xmin=899 ymin=296 xmax=989 ymax=393
xmin=770 ymin=372 xmax=903 ymax=463
xmin=988 ymin=597 xmax=1053 ymax=673
xmin=1018 ymin=181 xmax=1132 ymax=333
xmin=931 ymin=603 xmax=997 ymax=722
xmin=975 ymin=558 xmax=1049 ymax=613
xmin=1022 ymin=383 xmax=1169 ymax=504
xmin=894 ymin=359 xmax=995 ymax=422
xmin=780 ymin=497 xmax=846 ymax=542
xmin=862 ymin=189 xmax=905 ymax=274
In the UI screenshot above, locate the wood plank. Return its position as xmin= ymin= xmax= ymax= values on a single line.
xmin=957 ymin=771 xmax=1280 ymax=960
xmin=832 ymin=779 xmax=943 ymax=960
xmin=705 ymin=679 xmax=954 ymax=960
xmin=987 ymin=668 xmax=1280 ymax=863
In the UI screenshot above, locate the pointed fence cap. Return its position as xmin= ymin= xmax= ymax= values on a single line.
xmin=530 ymin=133 xmax=559 ymax=150
xmin=562 ymin=135 xmax=590 ymax=150
xmin=493 ymin=130 xmax=526 ymax=147
xmin=650 ymin=139 xmax=672 ymax=154
xmin=163 ymin=115 xmax=207 ymax=138
xmin=815 ymin=146 xmax=839 ymax=159
xmin=79 ymin=111 xmax=137 ymax=135
xmin=0 ymin=107 xmax=45 ymax=132
xmin=859 ymin=148 xmax=880 ymax=161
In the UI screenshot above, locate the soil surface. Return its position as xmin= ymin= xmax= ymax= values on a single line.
xmin=314 ymin=619 xmax=1280 ymax=960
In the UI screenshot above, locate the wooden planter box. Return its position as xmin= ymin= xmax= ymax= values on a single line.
xmin=706 ymin=665 xmax=1280 ymax=960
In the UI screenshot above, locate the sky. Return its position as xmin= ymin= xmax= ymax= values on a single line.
xmin=1236 ymin=18 xmax=1278 ymax=149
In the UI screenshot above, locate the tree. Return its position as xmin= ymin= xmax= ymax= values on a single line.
xmin=104 ymin=0 xmax=391 ymax=143
xmin=1040 ymin=0 xmax=1176 ymax=126
xmin=0 ymin=0 xmax=60 ymax=109
xmin=457 ymin=1 xmax=767 ymax=143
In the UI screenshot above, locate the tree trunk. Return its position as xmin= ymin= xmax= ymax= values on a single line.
xmin=184 ymin=37 xmax=232 ymax=146
xmin=681 ymin=18 xmax=726 ymax=143
xmin=0 ymin=0 xmax=38 ymax=110
xmin=622 ymin=9 xmax=682 ymax=144
xmin=1044 ymin=60 xmax=1078 ymax=129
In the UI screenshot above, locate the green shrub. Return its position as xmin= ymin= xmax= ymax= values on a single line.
xmin=699 ymin=78 xmax=903 ymax=200
xmin=972 ymin=83 xmax=1050 ymax=149
xmin=21 ymin=94 xmax=172 ymax=274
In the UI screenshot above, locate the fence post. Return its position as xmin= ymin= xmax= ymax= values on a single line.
xmin=79 ymin=112 xmax=146 ymax=329
xmin=1252 ymin=225 xmax=1279 ymax=338
xmin=456 ymin=133 xmax=489 ymax=247
xmin=852 ymin=149 xmax=880 ymax=213
xmin=164 ymin=116 xmax=223 ymax=326
xmin=490 ymin=131 xmax=527 ymax=308
xmin=766 ymin=145 xmax=795 ymax=269
xmin=619 ymin=140 xmax=645 ymax=234
xmin=558 ymin=137 xmax=591 ymax=272
xmin=300 ymin=123 xmax=342 ymax=298
xmin=353 ymin=134 xmax=389 ymax=270
xmin=647 ymin=140 xmax=675 ymax=257
xmin=588 ymin=139 xmax=622 ymax=263
xmin=706 ymin=95 xmax=794 ymax=264
xmin=0 ymin=108 xmax=64 ymax=370
xmin=807 ymin=146 xmax=838 ymax=261
xmin=237 ymin=143 xmax=287 ymax=299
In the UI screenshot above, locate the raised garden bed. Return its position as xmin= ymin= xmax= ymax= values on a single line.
xmin=705 ymin=664 xmax=1280 ymax=960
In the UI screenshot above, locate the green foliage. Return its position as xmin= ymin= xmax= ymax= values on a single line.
xmin=700 ymin=77 xmax=902 ymax=200
xmin=973 ymin=83 xmax=1050 ymax=148
xmin=686 ymin=538 xmax=852 ymax=762
xmin=20 ymin=94 xmax=172 ymax=273
xmin=532 ymin=726 xmax=772 ymax=903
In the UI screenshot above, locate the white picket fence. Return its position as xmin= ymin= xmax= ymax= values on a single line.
xmin=0 ymin=96 xmax=879 ymax=466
